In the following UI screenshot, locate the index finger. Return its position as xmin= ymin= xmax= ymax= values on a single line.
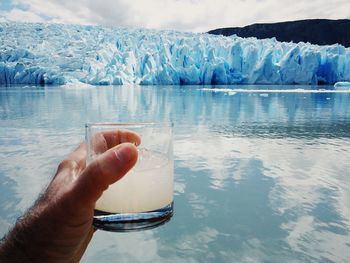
xmin=102 ymin=129 xmax=141 ymax=148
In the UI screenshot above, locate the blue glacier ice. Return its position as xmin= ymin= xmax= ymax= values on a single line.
xmin=1 ymin=22 xmax=350 ymax=86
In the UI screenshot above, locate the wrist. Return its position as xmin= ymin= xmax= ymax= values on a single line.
xmin=0 ymin=206 xmax=69 ymax=263
xmin=0 ymin=221 xmax=33 ymax=262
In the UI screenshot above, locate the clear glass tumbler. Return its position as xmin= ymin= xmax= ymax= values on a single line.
xmin=85 ymin=122 xmax=173 ymax=232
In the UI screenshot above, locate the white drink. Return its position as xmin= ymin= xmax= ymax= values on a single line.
xmin=95 ymin=149 xmax=173 ymax=213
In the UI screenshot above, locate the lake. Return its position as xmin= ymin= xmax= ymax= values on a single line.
xmin=0 ymin=85 xmax=350 ymax=262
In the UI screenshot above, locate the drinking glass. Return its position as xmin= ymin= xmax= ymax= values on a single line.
xmin=85 ymin=122 xmax=173 ymax=232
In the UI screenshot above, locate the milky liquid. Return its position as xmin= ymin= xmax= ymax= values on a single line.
xmin=95 ymin=149 xmax=173 ymax=213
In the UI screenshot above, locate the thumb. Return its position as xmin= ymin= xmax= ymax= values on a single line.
xmin=74 ymin=142 xmax=138 ymax=205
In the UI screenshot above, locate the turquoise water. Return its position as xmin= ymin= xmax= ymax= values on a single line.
xmin=1 ymin=85 xmax=350 ymax=262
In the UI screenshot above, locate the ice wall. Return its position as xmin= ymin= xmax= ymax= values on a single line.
xmin=1 ymin=22 xmax=350 ymax=86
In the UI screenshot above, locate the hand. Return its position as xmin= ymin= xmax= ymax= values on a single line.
xmin=0 ymin=130 xmax=140 ymax=263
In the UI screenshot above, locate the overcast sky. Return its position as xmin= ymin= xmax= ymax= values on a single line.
xmin=1 ymin=0 xmax=349 ymax=32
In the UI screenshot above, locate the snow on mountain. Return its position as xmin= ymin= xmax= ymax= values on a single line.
xmin=1 ymin=22 xmax=349 ymax=86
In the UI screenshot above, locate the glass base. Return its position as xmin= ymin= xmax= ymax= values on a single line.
xmin=93 ymin=202 xmax=174 ymax=232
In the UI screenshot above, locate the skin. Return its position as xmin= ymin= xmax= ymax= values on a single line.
xmin=0 ymin=130 xmax=141 ymax=263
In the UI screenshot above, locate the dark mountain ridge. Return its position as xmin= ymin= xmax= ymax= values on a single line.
xmin=208 ymin=19 xmax=350 ymax=47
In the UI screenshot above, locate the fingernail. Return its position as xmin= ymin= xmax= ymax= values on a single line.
xmin=114 ymin=144 xmax=134 ymax=164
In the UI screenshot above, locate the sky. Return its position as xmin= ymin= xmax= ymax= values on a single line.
xmin=0 ymin=0 xmax=349 ymax=32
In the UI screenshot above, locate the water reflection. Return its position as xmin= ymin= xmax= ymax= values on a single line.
xmin=0 ymin=85 xmax=350 ymax=262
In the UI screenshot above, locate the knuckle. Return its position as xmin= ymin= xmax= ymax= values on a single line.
xmin=57 ymin=159 xmax=79 ymax=172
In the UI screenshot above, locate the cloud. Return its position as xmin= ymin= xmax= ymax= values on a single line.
xmin=1 ymin=0 xmax=350 ymax=32
xmin=0 ymin=8 xmax=46 ymax=23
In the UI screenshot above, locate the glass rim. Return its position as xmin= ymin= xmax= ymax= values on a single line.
xmin=85 ymin=122 xmax=173 ymax=128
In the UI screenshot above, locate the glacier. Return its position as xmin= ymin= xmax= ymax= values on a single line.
xmin=1 ymin=22 xmax=350 ymax=86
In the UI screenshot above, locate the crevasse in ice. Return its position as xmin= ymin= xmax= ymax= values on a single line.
xmin=1 ymin=22 xmax=350 ymax=86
